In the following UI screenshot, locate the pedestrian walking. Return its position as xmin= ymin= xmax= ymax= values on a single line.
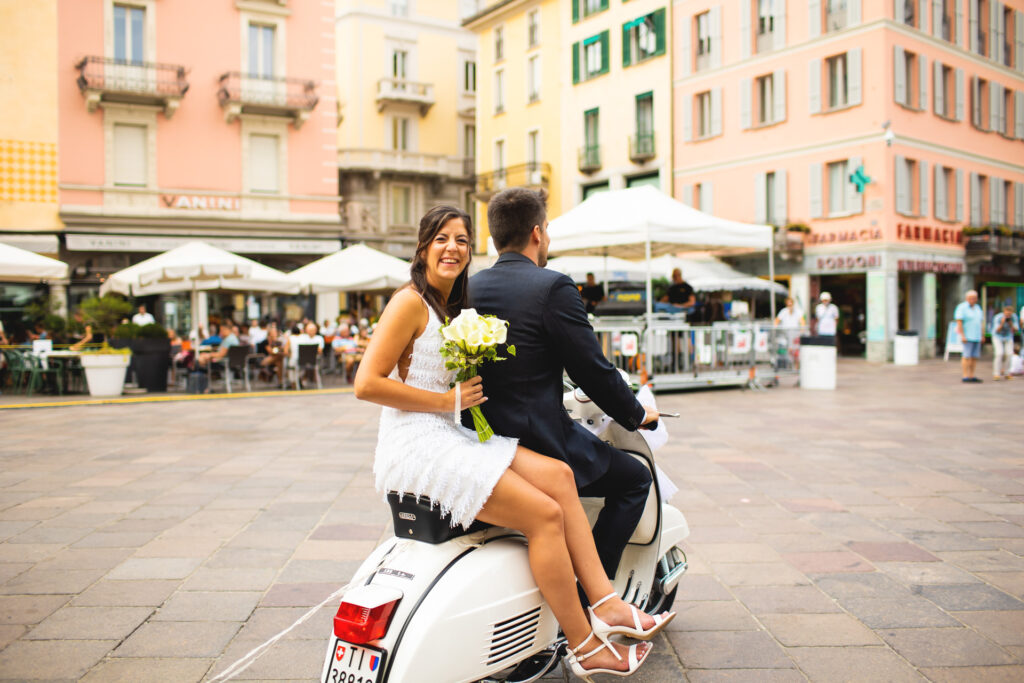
xmin=954 ymin=290 xmax=984 ymax=383
xmin=814 ymin=292 xmax=839 ymax=337
xmin=990 ymin=304 xmax=1019 ymax=381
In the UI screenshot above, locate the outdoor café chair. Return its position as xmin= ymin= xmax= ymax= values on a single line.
xmin=293 ymin=343 xmax=323 ymax=391
xmin=224 ymin=345 xmax=256 ymax=393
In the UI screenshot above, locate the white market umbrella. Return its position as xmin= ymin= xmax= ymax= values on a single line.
xmin=99 ymin=241 xmax=299 ymax=334
xmin=645 ymin=253 xmax=787 ymax=295
xmin=0 ymin=241 xmax=68 ymax=282
xmin=546 ymin=255 xmax=648 ymax=283
xmin=286 ymin=243 xmax=410 ymax=293
xmin=547 ymin=186 xmax=774 ymax=376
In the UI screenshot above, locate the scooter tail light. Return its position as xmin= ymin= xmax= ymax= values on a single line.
xmin=333 ymin=584 xmax=403 ymax=644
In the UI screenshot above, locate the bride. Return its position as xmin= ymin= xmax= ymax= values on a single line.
xmin=354 ymin=205 xmax=673 ymax=680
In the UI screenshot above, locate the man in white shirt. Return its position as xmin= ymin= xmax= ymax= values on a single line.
xmin=131 ymin=304 xmax=156 ymax=326
xmin=814 ymin=292 xmax=840 ymax=337
xmin=774 ymin=297 xmax=805 ymax=330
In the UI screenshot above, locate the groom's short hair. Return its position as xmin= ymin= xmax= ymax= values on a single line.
xmin=488 ymin=187 xmax=547 ymax=252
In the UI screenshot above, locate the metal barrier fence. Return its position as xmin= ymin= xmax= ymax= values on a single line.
xmin=591 ymin=316 xmax=808 ymax=390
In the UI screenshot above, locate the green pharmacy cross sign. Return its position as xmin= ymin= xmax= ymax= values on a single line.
xmin=849 ymin=165 xmax=871 ymax=193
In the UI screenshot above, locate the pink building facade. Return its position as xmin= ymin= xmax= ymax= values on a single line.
xmin=56 ymin=0 xmax=339 ymax=325
xmin=673 ymin=0 xmax=1024 ymax=360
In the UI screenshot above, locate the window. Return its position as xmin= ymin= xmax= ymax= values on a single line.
xmin=825 ymin=0 xmax=848 ymax=32
xmin=934 ymin=62 xmax=960 ymax=119
xmin=623 ymin=9 xmax=666 ymax=66
xmin=463 ymin=60 xmax=476 ymax=93
xmin=494 ymin=26 xmax=504 ymax=62
xmin=827 ymin=53 xmax=848 ymax=109
xmin=249 ymin=133 xmax=279 ymax=193
xmin=584 ymin=108 xmax=599 ymax=153
xmin=635 ymin=92 xmax=654 ymax=151
xmin=894 ymin=47 xmax=921 ymax=109
xmin=248 ymin=24 xmax=275 ymax=78
xmin=494 ymin=139 xmax=506 ymax=185
xmin=696 ymin=12 xmax=712 ymax=69
xmin=392 ymin=117 xmax=409 ymax=151
xmin=573 ymin=31 xmax=610 ymax=82
xmin=113 ymin=123 xmax=146 ymax=187
xmin=391 ymin=185 xmax=412 ymax=226
xmin=971 ymin=0 xmax=988 ymax=57
xmin=113 ymin=4 xmax=144 ymax=64
xmin=757 ymin=75 xmax=774 ymax=124
xmin=972 ymin=76 xmax=989 ymax=130
xmin=697 ymin=182 xmax=713 ymax=213
xmin=494 ymin=69 xmax=504 ymax=113
xmin=827 ymin=160 xmax=848 ymax=215
xmin=758 ymin=0 xmax=775 ymax=35
xmin=392 ymin=49 xmax=408 ymax=81
xmin=936 ymin=165 xmax=957 ymax=221
xmin=697 ymin=91 xmax=712 ymax=138
xmin=528 ymin=55 xmax=540 ymax=102
xmin=1003 ymin=86 xmax=1014 ymax=137
xmin=527 ymin=129 xmax=539 ymax=166
xmin=464 ymin=123 xmax=475 ymax=159
xmin=1003 ymin=6 xmax=1014 ymax=67
xmin=897 ymin=0 xmax=917 ymax=28
xmin=585 ymin=37 xmax=603 ymax=76
xmin=895 ymin=156 xmax=920 ymax=215
xmin=583 ymin=0 xmax=608 ymax=19
xmin=765 ymin=171 xmax=777 ymax=224
xmin=391 ymin=0 xmax=408 ymax=17
xmin=939 ymin=0 xmax=955 ymax=41
xmin=528 ymin=9 xmax=540 ymax=47
xmin=970 ymin=172 xmax=989 ymax=224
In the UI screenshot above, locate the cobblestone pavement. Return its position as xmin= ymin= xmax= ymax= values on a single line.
xmin=0 ymin=359 xmax=1022 ymax=682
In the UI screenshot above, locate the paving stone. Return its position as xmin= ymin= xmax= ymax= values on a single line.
xmin=953 ymin=610 xmax=1024 ymax=646
xmin=309 ymin=523 xmax=385 ymax=541
xmin=839 ymin=597 xmax=960 ymax=628
xmin=846 ymin=541 xmax=939 ymax=562
xmin=115 ymin=620 xmax=241 ymax=658
xmin=761 ymin=613 xmax=880 ymax=647
xmin=919 ymin=666 xmax=1024 ymax=683
xmin=0 ymin=639 xmax=117 ymax=679
xmin=214 ymin=638 xmax=326 ymax=680
xmin=785 ymin=646 xmax=925 ymax=682
xmin=259 ymin=582 xmax=340 ymax=608
xmin=878 ymin=561 xmax=983 ymax=586
xmin=25 ymin=606 xmax=153 ymax=640
xmin=901 ymin=531 xmax=997 ymax=551
xmin=666 ymin=630 xmax=795 ymax=669
xmin=918 ymin=584 xmax=1024 ymax=611
xmin=107 ymin=557 xmax=202 ymax=580
xmin=0 ymin=594 xmax=70 ymax=624
xmin=152 ymin=591 xmax=261 ymax=622
xmin=936 ymin=550 xmax=1024 ymax=573
xmin=180 ymin=567 xmax=278 ymax=592
xmin=133 ymin=537 xmax=223 ymax=558
xmin=693 ymin=543 xmax=783 ymax=563
xmin=811 ymin=572 xmax=912 ymax=599
xmin=977 ymin=571 xmax=1024 ymax=599
xmin=711 ymin=562 xmax=810 ymax=587
xmin=782 ymin=551 xmax=875 ymax=574
xmin=0 ymin=567 xmax=107 ymax=595
xmin=685 ymin=670 xmax=808 ymax=683
xmin=671 ymin=601 xmax=761 ymax=632
xmin=79 ymin=657 xmax=213 ymax=683
xmin=879 ymin=627 xmax=1015 ymax=667
xmin=35 ymin=547 xmax=134 ymax=571
xmin=675 ymin=575 xmax=734 ymax=602
xmin=733 ymin=585 xmax=841 ymax=615
xmin=73 ymin=579 xmax=179 ymax=607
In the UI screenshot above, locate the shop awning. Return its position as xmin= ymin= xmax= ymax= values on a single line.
xmin=0 ymin=241 xmax=69 ymax=282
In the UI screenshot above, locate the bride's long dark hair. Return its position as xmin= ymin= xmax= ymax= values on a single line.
xmin=409 ymin=205 xmax=474 ymax=320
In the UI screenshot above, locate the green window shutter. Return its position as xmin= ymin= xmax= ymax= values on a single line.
xmin=654 ymin=8 xmax=666 ymax=56
xmin=600 ymin=0 xmax=609 ymax=11
xmin=572 ymin=41 xmax=580 ymax=83
xmin=572 ymin=0 xmax=579 ymax=23
xmin=622 ymin=23 xmax=633 ymax=66
xmin=600 ymin=30 xmax=610 ymax=74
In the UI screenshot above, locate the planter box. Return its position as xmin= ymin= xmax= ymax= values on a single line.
xmin=110 ymin=338 xmax=171 ymax=392
xmin=79 ymin=354 xmax=131 ymax=397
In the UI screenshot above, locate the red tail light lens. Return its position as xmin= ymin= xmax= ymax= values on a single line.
xmin=333 ymin=585 xmax=403 ymax=644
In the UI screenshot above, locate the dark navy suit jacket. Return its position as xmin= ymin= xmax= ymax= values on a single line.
xmin=467 ymin=252 xmax=646 ymax=487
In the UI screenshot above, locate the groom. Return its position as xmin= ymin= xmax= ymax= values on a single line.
xmin=468 ymin=187 xmax=658 ymax=579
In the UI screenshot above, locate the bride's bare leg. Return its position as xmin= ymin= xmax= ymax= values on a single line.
xmin=476 ymin=465 xmax=648 ymax=673
xmin=509 ymin=446 xmax=661 ymax=631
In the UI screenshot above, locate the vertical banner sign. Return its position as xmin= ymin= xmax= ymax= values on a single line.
xmin=923 ymin=273 xmax=937 ymax=340
xmin=867 ymin=271 xmax=887 ymax=342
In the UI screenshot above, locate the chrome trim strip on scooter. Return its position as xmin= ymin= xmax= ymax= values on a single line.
xmin=621 ymin=448 xmax=662 ymax=548
xmin=380 ymin=533 xmax=523 ymax=683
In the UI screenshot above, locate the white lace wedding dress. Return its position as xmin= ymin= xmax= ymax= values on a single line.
xmin=373 ymin=302 xmax=518 ymax=529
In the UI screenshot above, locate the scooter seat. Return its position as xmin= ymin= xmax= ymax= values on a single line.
xmin=386 ymin=492 xmax=491 ymax=544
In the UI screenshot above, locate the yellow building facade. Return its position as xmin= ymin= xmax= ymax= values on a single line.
xmin=465 ymin=0 xmax=673 ymax=251
xmin=336 ymin=0 xmax=478 ymax=257
xmin=0 ymin=0 xmax=62 ymax=253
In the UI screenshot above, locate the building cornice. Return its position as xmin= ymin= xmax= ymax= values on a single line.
xmin=462 ymin=0 xmax=529 ymax=29
xmin=58 ymin=209 xmax=342 ymax=236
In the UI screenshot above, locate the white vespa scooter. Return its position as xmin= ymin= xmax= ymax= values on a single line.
xmin=320 ymin=383 xmax=689 ymax=683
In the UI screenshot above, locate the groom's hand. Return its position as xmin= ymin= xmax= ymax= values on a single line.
xmin=639 ymin=408 xmax=660 ymax=431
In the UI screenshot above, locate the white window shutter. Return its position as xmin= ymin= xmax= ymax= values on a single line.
xmin=773 ymin=69 xmax=786 ymax=122
xmin=683 ymin=94 xmax=693 ymax=141
xmin=970 ymin=0 xmax=979 ymax=53
xmin=250 ymin=133 xmax=279 ymax=192
xmin=754 ymin=172 xmax=767 ymax=223
xmin=919 ymin=160 xmax=928 ymax=217
xmin=989 ymin=82 xmax=1000 ymax=131
xmin=896 ymin=0 xmax=905 ymax=23
xmin=895 ymin=155 xmax=908 ymax=214
xmin=809 ymin=58 xmax=822 ymax=113
xmin=700 ymin=182 xmax=713 ymax=213
xmin=679 ymin=17 xmax=691 ymax=76
xmin=970 ymin=172 xmax=981 ymax=224
xmin=955 ymin=68 xmax=965 ymax=120
xmin=741 ymin=79 xmax=752 ymax=129
xmin=933 ymin=60 xmax=944 ymax=112
xmin=809 ymin=162 xmax=823 ymax=218
xmin=741 ymin=0 xmax=751 ymax=59
xmin=989 ymin=1 xmax=999 ymax=61
xmin=848 ymin=48 xmax=862 ymax=105
xmin=680 ymin=184 xmax=693 ymax=207
xmin=989 ymin=176 xmax=999 ymax=223
xmin=775 ymin=169 xmax=788 ymax=224
xmin=932 ymin=0 xmax=942 ymax=35
xmin=894 ymin=46 xmax=906 ymax=105
xmin=711 ymin=6 xmax=722 ymax=69
xmin=809 ymin=0 xmax=821 ymax=39
xmin=848 ymin=0 xmax=861 ymax=26
xmin=996 ymin=2 xmax=1006 ymax=64
xmin=919 ymin=0 xmax=928 ymax=30
xmin=848 ymin=156 xmax=863 ymax=213
xmin=919 ymin=55 xmax=928 ymax=111
xmin=934 ymin=164 xmax=946 ymax=220
xmin=971 ymin=77 xmax=981 ymax=127
xmin=113 ymin=123 xmax=146 ymax=187
xmin=1016 ymin=91 xmax=1024 ymax=138
xmin=956 ymin=169 xmax=964 ymax=221
xmin=774 ymin=5 xmax=787 ymax=50
xmin=1016 ymin=182 xmax=1024 ymax=225
xmin=711 ymin=87 xmax=723 ymax=136
xmin=1017 ymin=11 xmax=1024 ymax=73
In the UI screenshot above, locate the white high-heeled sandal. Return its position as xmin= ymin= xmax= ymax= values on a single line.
xmin=588 ymin=591 xmax=676 ymax=643
xmin=564 ymin=629 xmax=651 ymax=682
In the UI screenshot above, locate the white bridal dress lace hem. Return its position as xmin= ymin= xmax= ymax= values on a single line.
xmin=373 ymin=301 xmax=517 ymax=529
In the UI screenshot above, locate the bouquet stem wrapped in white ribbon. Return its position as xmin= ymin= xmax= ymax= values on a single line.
xmin=440 ymin=308 xmax=515 ymax=442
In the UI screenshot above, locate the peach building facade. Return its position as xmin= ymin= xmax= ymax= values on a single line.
xmin=673 ymin=0 xmax=1024 ymax=360
xmin=55 ymin=0 xmax=339 ymax=321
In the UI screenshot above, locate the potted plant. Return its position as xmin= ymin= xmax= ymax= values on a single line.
xmin=79 ymin=344 xmax=132 ymax=397
xmin=130 ymin=322 xmax=171 ymax=392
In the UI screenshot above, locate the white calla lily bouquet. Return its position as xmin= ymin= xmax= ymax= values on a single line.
xmin=440 ymin=308 xmax=515 ymax=442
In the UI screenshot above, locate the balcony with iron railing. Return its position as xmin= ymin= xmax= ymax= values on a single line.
xmin=629 ymin=133 xmax=656 ymax=163
xmin=578 ymin=145 xmax=601 ymax=173
xmin=217 ymin=72 xmax=319 ymax=128
xmin=475 ymin=162 xmax=550 ymax=201
xmin=964 ymin=226 xmax=1024 ymax=260
xmin=376 ymin=78 xmax=436 ymax=116
xmin=772 ymin=222 xmax=807 ymax=261
xmin=338 ymin=149 xmax=473 ymax=180
xmin=76 ymin=56 xmax=189 ymax=117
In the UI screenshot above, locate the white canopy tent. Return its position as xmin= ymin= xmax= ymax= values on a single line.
xmin=547 ymin=186 xmax=776 ymax=376
xmin=546 ymin=255 xmax=648 ymax=283
xmin=645 ymin=253 xmax=787 ymax=295
xmin=285 ymin=244 xmax=410 ymax=293
xmin=0 ymin=241 xmax=69 ymax=282
xmin=99 ymin=241 xmax=299 ymax=335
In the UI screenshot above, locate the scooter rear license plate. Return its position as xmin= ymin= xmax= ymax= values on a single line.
xmin=322 ymin=638 xmax=386 ymax=683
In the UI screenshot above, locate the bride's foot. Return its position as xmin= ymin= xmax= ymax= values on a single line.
xmin=565 ymin=631 xmax=652 ymax=680
xmin=590 ymin=592 xmax=675 ymax=641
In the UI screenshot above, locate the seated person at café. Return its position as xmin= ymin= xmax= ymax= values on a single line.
xmin=579 ymin=272 xmax=606 ymax=315
xmin=69 ymin=311 xmax=104 ymax=351
xmin=196 ymin=321 xmax=239 ymax=370
xmin=286 ymin=322 xmax=324 ymax=383
xmin=654 ymin=268 xmax=698 ymax=315
xmin=259 ymin=322 xmax=285 ymax=382
xmin=201 ymin=322 xmax=222 ymax=347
